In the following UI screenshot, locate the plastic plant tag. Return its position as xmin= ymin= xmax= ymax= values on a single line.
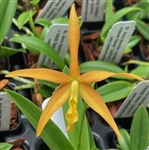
xmin=42 ymin=97 xmax=68 ymax=138
xmin=36 ymin=0 xmax=74 ymax=20
xmin=99 ymin=21 xmax=136 ymax=64
xmin=81 ymin=0 xmax=105 ymax=22
xmin=37 ymin=24 xmax=68 ymax=69
xmin=0 ymin=92 xmax=11 ymax=131
xmin=114 ymin=81 xmax=149 ymax=118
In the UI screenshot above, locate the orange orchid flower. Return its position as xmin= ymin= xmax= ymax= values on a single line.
xmin=6 ymin=4 xmax=144 ymax=138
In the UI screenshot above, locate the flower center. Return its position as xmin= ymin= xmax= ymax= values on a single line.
xmin=66 ymin=79 xmax=79 ymax=131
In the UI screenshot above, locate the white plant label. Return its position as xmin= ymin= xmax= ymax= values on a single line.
xmin=37 ymin=24 xmax=68 ymax=69
xmin=99 ymin=21 xmax=136 ymax=64
xmin=36 ymin=0 xmax=74 ymax=20
xmin=0 ymin=92 xmax=11 ymax=131
xmin=115 ymin=81 xmax=149 ymax=118
xmin=81 ymin=0 xmax=105 ymax=22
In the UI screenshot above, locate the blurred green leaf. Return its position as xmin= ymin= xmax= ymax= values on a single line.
xmin=17 ymin=10 xmax=36 ymax=29
xmin=5 ymin=89 xmax=75 ymax=150
xmin=0 ymin=143 xmax=12 ymax=150
xmin=50 ymin=17 xmax=69 ymax=24
xmin=35 ymin=18 xmax=52 ymax=27
xmin=126 ymin=1 xmax=149 ymax=20
xmin=127 ymin=36 xmax=141 ymax=49
xmin=0 ymin=0 xmax=17 ymax=44
xmin=30 ymin=0 xmax=40 ymax=5
xmin=135 ymin=19 xmax=149 ymax=41
xmin=105 ymin=0 xmax=113 ymax=22
xmin=117 ymin=129 xmax=131 ymax=150
xmin=130 ymin=65 xmax=149 ymax=78
xmin=101 ymin=7 xmax=142 ymax=41
xmin=80 ymin=61 xmax=124 ymax=73
xmin=10 ymin=36 xmax=65 ymax=70
xmin=130 ymin=106 xmax=149 ymax=150
xmin=0 ymin=46 xmax=26 ymax=58
xmin=96 ymin=81 xmax=133 ymax=103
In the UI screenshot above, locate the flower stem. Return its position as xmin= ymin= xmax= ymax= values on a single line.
xmin=77 ymin=102 xmax=88 ymax=150
xmin=29 ymin=10 xmax=40 ymax=38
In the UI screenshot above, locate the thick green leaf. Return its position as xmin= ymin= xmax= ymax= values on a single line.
xmin=124 ymin=47 xmax=132 ymax=54
xmin=117 ymin=129 xmax=131 ymax=150
xmin=0 ymin=0 xmax=17 ymax=44
xmin=135 ymin=19 xmax=149 ymax=41
xmin=0 ymin=46 xmax=26 ymax=58
xmin=130 ymin=65 xmax=149 ymax=79
xmin=0 ymin=143 xmax=12 ymax=150
xmin=80 ymin=61 xmax=124 ymax=73
xmin=10 ymin=36 xmax=65 ymax=70
xmin=17 ymin=10 xmax=36 ymax=29
xmin=105 ymin=0 xmax=113 ymax=22
xmin=101 ymin=7 xmax=142 ymax=40
xmin=130 ymin=106 xmax=149 ymax=150
xmin=127 ymin=36 xmax=141 ymax=48
xmin=62 ymin=66 xmax=91 ymax=150
xmin=5 ymin=89 xmax=74 ymax=150
xmin=96 ymin=81 xmax=133 ymax=103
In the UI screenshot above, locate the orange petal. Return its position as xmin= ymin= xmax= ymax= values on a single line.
xmin=0 ymin=79 xmax=9 ymax=90
xmin=69 ymin=3 xmax=80 ymax=77
xmin=78 ymin=71 xmax=144 ymax=83
xmin=36 ymin=84 xmax=71 ymax=136
xmin=79 ymin=83 xmax=121 ymax=138
xmin=6 ymin=68 xmax=72 ymax=84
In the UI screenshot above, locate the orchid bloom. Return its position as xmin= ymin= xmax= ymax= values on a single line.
xmin=6 ymin=4 xmax=144 ymax=138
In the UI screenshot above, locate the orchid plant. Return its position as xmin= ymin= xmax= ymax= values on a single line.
xmin=5 ymin=3 xmax=145 ymax=150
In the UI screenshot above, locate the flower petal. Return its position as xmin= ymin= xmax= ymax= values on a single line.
xmin=6 ymin=68 xmax=72 ymax=84
xmin=78 ymin=71 xmax=144 ymax=83
xmin=69 ymin=3 xmax=80 ymax=77
xmin=66 ymin=80 xmax=79 ymax=131
xmin=79 ymin=83 xmax=121 ymax=138
xmin=36 ymin=84 xmax=71 ymax=136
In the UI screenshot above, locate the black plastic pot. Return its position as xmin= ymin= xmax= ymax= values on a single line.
xmin=87 ymin=108 xmax=133 ymax=149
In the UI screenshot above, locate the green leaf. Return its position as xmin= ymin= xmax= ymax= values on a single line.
xmin=5 ymin=89 xmax=74 ymax=150
xmin=130 ymin=65 xmax=149 ymax=79
xmin=0 ymin=0 xmax=17 ymax=44
xmin=126 ymin=1 xmax=149 ymax=20
xmin=50 ymin=17 xmax=69 ymax=24
xmin=37 ymin=79 xmax=58 ymax=89
xmin=117 ymin=129 xmax=131 ymax=150
xmin=96 ymin=81 xmax=133 ymax=103
xmin=17 ymin=10 xmax=36 ymax=29
xmin=10 ymin=36 xmax=65 ymax=70
xmin=0 ymin=143 xmax=13 ymax=150
xmin=127 ymin=36 xmax=141 ymax=49
xmin=0 ymin=46 xmax=26 ymax=58
xmin=38 ymin=86 xmax=54 ymax=98
xmin=30 ymin=0 xmax=40 ymax=5
xmin=130 ymin=106 xmax=149 ymax=150
xmin=35 ymin=18 xmax=52 ymax=27
xmin=80 ymin=61 xmax=124 ymax=73
xmin=135 ymin=19 xmax=149 ymax=41
xmin=105 ymin=0 xmax=113 ymax=22
xmin=124 ymin=47 xmax=132 ymax=54
xmin=101 ymin=7 xmax=142 ymax=41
